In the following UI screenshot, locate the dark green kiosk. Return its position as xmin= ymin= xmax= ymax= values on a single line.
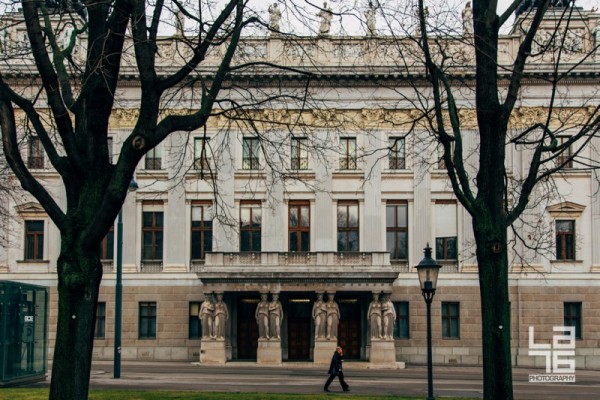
xmin=0 ymin=281 xmax=48 ymax=386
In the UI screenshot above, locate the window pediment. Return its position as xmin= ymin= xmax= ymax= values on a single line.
xmin=546 ymin=201 xmax=585 ymax=218
xmin=15 ymin=202 xmax=46 ymax=216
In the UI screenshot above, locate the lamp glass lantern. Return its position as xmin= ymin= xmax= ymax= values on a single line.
xmin=415 ymin=243 xmax=441 ymax=293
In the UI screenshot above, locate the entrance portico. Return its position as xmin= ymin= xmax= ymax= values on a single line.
xmin=196 ymin=251 xmax=398 ymax=365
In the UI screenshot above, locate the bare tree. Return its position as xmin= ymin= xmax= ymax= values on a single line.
xmin=374 ymin=0 xmax=600 ymax=398
xmin=0 ymin=0 xmax=331 ymax=398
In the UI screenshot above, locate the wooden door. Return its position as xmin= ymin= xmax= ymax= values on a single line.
xmin=287 ymin=300 xmax=311 ymax=360
xmin=237 ymin=298 xmax=259 ymax=360
xmin=337 ymin=298 xmax=361 ymax=359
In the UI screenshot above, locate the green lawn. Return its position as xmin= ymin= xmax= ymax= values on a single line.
xmin=0 ymin=389 xmax=472 ymax=400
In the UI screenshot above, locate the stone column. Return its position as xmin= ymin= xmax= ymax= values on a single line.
xmin=413 ymin=132 xmax=431 ymax=258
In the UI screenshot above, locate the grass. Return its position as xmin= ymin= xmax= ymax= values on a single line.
xmin=0 ymin=389 xmax=472 ymax=400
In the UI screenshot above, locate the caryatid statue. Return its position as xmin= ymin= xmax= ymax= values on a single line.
xmin=268 ymin=293 xmax=284 ymax=340
xmin=367 ymin=292 xmax=382 ymax=339
xmin=381 ymin=293 xmax=396 ymax=339
xmin=312 ymin=292 xmax=327 ymax=339
xmin=213 ymin=293 xmax=228 ymax=339
xmin=199 ymin=294 xmax=215 ymax=339
xmin=325 ymin=293 xmax=340 ymax=340
xmin=256 ymin=292 xmax=270 ymax=339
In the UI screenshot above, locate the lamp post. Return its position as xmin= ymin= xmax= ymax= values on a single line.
xmin=415 ymin=243 xmax=441 ymax=400
xmin=114 ymin=179 xmax=138 ymax=379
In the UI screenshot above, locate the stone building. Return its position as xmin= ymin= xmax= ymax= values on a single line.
xmin=0 ymin=5 xmax=599 ymax=368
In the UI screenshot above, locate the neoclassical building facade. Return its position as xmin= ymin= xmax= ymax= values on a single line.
xmin=1 ymin=5 xmax=599 ymax=369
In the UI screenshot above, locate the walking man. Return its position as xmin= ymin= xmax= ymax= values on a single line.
xmin=324 ymin=346 xmax=350 ymax=392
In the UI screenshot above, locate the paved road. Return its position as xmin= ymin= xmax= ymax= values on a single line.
xmin=34 ymin=361 xmax=600 ymax=399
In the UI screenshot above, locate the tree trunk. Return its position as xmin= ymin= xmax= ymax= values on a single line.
xmin=473 ymin=218 xmax=513 ymax=400
xmin=49 ymin=246 xmax=102 ymax=400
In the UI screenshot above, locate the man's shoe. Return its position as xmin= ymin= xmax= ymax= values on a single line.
xmin=343 ymin=388 xmax=351 ymax=392
xmin=324 ymin=388 xmax=330 ymax=392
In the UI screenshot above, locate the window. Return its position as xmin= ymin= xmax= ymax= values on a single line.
xmin=242 ymin=137 xmax=260 ymax=170
xmin=194 ymin=137 xmax=211 ymax=170
xmin=142 ymin=207 xmax=163 ymax=260
xmin=139 ymin=302 xmax=157 ymax=339
xmin=557 ymin=136 xmax=573 ymax=168
xmin=436 ymin=237 xmax=457 ymax=260
xmin=24 ymin=220 xmax=44 ymax=260
xmin=386 ymin=203 xmax=408 ymax=260
xmin=435 ymin=201 xmax=457 ymax=261
xmin=339 ymin=137 xmax=357 ymax=170
xmin=189 ymin=302 xmax=202 ymax=339
xmin=556 ymin=220 xmax=575 ymax=260
xmin=289 ymin=201 xmax=310 ymax=252
xmin=564 ymin=302 xmax=582 ymax=339
xmin=28 ymin=137 xmax=44 ymax=169
xmin=100 ymin=225 xmax=114 ymax=260
xmin=388 ymin=137 xmax=405 ymax=169
xmin=442 ymin=302 xmax=460 ymax=339
xmin=94 ymin=302 xmax=106 ymax=339
xmin=191 ymin=203 xmax=213 ymax=260
xmin=240 ymin=202 xmax=261 ymax=251
xmin=145 ymin=145 xmax=162 ymax=170
xmin=337 ymin=202 xmax=359 ymax=251
xmin=394 ymin=302 xmax=409 ymax=339
xmin=291 ymin=138 xmax=308 ymax=170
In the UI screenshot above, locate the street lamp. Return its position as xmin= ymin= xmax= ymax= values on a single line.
xmin=415 ymin=243 xmax=441 ymax=400
xmin=114 ymin=178 xmax=139 ymax=379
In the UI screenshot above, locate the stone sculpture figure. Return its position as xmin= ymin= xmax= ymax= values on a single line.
xmin=268 ymin=293 xmax=284 ymax=340
xmin=199 ymin=294 xmax=215 ymax=339
xmin=312 ymin=292 xmax=327 ymax=339
xmin=325 ymin=293 xmax=340 ymax=340
xmin=256 ymin=293 xmax=270 ymax=339
xmin=268 ymin=3 xmax=282 ymax=32
xmin=318 ymin=1 xmax=333 ymax=36
xmin=213 ymin=293 xmax=228 ymax=339
xmin=365 ymin=1 xmax=376 ymax=36
xmin=593 ymin=25 xmax=600 ymax=49
xmin=414 ymin=6 xmax=428 ymax=36
xmin=367 ymin=292 xmax=382 ymax=339
xmin=174 ymin=9 xmax=185 ymax=36
xmin=381 ymin=293 xmax=396 ymax=339
xmin=462 ymin=2 xmax=473 ymax=35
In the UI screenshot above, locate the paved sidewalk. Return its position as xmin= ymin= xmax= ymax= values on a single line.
xmin=35 ymin=361 xmax=600 ymax=399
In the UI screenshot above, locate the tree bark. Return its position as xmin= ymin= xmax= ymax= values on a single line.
xmin=473 ymin=221 xmax=513 ymax=400
xmin=49 ymin=246 xmax=102 ymax=400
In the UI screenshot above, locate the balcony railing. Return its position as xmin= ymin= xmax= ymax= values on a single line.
xmin=140 ymin=260 xmax=163 ymax=273
xmin=190 ymin=259 xmax=205 ymax=272
xmin=439 ymin=260 xmax=459 ymax=273
xmin=202 ymin=251 xmax=390 ymax=268
xmin=101 ymin=260 xmax=114 ymax=273
xmin=391 ymin=260 xmax=410 ymax=273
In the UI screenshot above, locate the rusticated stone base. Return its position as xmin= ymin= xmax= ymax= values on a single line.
xmin=313 ymin=339 xmax=337 ymax=365
xmin=257 ymin=339 xmax=282 ymax=365
xmin=200 ymin=338 xmax=226 ymax=364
